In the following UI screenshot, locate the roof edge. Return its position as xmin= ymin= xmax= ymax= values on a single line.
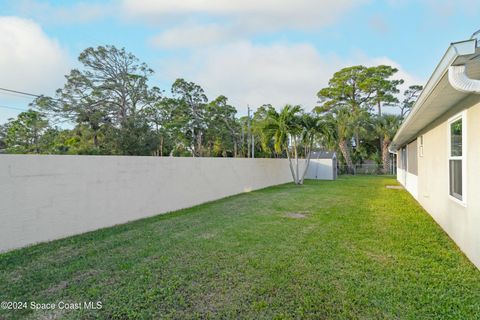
xmin=390 ymin=38 xmax=477 ymax=152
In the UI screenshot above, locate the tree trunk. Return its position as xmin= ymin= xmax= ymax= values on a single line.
xmin=120 ymin=93 xmax=127 ymax=122
xmin=191 ymin=125 xmax=196 ymax=157
xmin=381 ymin=138 xmax=391 ymax=174
xmin=339 ymin=139 xmax=353 ymax=174
xmin=195 ymin=130 xmax=202 ymax=157
xmin=293 ymin=137 xmax=299 ymax=184
xmin=299 ymin=147 xmax=313 ymax=185
xmin=379 ymin=135 xmax=383 ymax=171
xmin=285 ymin=147 xmax=298 ymax=184
xmin=33 ymin=128 xmax=39 ymax=154
xmin=354 ymin=131 xmax=360 ymax=149
xmin=93 ymin=130 xmax=99 ymax=148
xmin=241 ymin=126 xmax=245 ymax=157
xmin=377 ymin=101 xmax=382 ymax=116
xmin=160 ymin=136 xmax=163 ymax=157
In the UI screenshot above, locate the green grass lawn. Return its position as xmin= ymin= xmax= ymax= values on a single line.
xmin=1 ymin=176 xmax=479 ymax=319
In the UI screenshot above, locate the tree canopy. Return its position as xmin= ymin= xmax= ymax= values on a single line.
xmin=1 ymin=45 xmax=423 ymax=178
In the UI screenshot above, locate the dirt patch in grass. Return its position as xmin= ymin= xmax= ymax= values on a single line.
xmin=198 ymin=232 xmax=216 ymax=239
xmin=364 ymin=250 xmax=395 ymax=266
xmin=44 ymin=280 xmax=69 ymax=294
xmin=285 ymin=212 xmax=309 ymax=219
xmin=29 ymin=307 xmax=67 ymax=320
xmin=386 ymin=185 xmax=403 ymax=189
xmin=42 ymin=270 xmax=99 ymax=295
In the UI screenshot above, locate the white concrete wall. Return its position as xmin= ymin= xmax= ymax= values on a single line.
xmin=304 ymin=159 xmax=335 ymax=180
xmin=0 ymin=155 xmax=296 ymax=252
xmin=400 ymin=96 xmax=480 ymax=269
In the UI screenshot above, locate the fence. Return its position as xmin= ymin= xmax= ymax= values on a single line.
xmin=338 ymin=163 xmax=396 ymax=175
xmin=0 ymin=155 xmax=295 ymax=252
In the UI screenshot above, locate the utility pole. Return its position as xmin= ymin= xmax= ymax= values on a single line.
xmin=251 ymin=134 xmax=254 ymax=158
xmin=247 ymin=105 xmax=251 ymax=158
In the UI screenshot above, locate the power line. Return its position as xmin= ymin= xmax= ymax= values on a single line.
xmin=0 ymin=88 xmax=38 ymax=112
xmin=0 ymin=87 xmax=42 ymax=99
xmin=0 ymin=87 xmax=63 ymax=105
xmin=0 ymin=90 xmax=37 ymax=100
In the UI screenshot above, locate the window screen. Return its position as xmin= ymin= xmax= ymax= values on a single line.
xmin=448 ymin=116 xmax=464 ymax=201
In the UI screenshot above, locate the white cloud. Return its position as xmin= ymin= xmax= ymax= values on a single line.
xmin=158 ymin=41 xmax=422 ymax=115
xmin=0 ymin=17 xmax=71 ymax=123
xmin=16 ymin=1 xmax=110 ymax=24
xmin=122 ymin=0 xmax=367 ymax=30
xmin=158 ymin=42 xmax=332 ymax=112
xmin=424 ymin=0 xmax=480 ymax=17
xmin=388 ymin=0 xmax=480 ymax=16
xmin=150 ymin=24 xmax=236 ymax=49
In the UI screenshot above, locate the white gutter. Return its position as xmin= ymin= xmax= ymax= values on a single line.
xmin=448 ymin=65 xmax=480 ymax=93
xmin=389 ymin=39 xmax=477 ymax=152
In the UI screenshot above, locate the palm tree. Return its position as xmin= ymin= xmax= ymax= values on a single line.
xmin=263 ymin=105 xmax=303 ymax=184
xmin=298 ymin=113 xmax=323 ymax=184
xmin=251 ymin=104 xmax=277 ymax=158
xmin=374 ymin=114 xmax=401 ymax=174
xmin=320 ymin=107 xmax=355 ymax=174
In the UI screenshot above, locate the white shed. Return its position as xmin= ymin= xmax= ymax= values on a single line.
xmin=304 ymin=151 xmax=337 ymax=180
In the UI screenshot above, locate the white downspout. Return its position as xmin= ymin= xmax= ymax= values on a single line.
xmin=448 ymin=65 xmax=480 ymax=93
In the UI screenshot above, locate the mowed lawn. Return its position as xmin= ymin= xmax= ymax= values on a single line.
xmin=1 ymin=176 xmax=479 ymax=319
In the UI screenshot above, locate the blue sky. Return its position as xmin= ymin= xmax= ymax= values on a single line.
xmin=1 ymin=0 xmax=479 ymax=123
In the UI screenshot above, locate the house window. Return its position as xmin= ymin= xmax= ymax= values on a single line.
xmin=448 ymin=112 xmax=466 ymax=203
xmin=407 ymin=140 xmax=418 ymax=175
xmin=398 ymin=147 xmax=406 ymax=170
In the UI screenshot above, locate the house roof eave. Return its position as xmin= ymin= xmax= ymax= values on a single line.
xmin=390 ymin=38 xmax=478 ymax=151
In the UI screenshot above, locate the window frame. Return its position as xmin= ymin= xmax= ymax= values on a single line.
xmin=447 ymin=111 xmax=467 ymax=206
xmin=419 ymin=135 xmax=424 ymax=157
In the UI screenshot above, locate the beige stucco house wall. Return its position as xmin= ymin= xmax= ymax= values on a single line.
xmin=398 ymin=97 xmax=480 ymax=269
xmin=391 ymin=36 xmax=480 ymax=269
